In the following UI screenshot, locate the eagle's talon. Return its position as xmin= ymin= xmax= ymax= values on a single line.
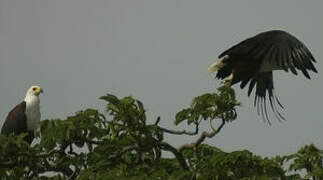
xmin=223 ymin=80 xmax=232 ymax=86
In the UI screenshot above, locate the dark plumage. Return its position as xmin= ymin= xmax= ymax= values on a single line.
xmin=208 ymin=30 xmax=317 ymax=123
xmin=1 ymin=86 xmax=43 ymax=144
xmin=1 ymin=102 xmax=34 ymax=143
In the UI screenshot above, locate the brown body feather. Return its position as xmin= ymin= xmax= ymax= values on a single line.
xmin=1 ymin=101 xmax=34 ymax=144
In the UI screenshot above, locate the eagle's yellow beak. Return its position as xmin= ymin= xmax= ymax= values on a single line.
xmin=208 ymin=60 xmax=225 ymax=74
xmin=34 ymin=87 xmax=43 ymax=95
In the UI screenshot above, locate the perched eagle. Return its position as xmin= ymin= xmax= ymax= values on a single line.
xmin=208 ymin=30 xmax=317 ymax=123
xmin=1 ymin=86 xmax=43 ymax=144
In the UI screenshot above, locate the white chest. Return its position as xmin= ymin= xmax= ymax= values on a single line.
xmin=25 ymin=99 xmax=41 ymax=131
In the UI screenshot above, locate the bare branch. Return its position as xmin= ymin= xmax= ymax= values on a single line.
xmin=209 ymin=119 xmax=216 ymax=132
xmin=67 ymin=170 xmax=77 ymax=180
xmin=159 ymin=122 xmax=199 ymax=136
xmin=178 ymin=118 xmax=225 ymax=152
xmin=155 ymin=116 xmax=161 ymax=125
xmin=68 ymin=144 xmax=79 ymax=156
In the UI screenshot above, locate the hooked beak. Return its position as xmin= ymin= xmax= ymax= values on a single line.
xmin=35 ymin=87 xmax=43 ymax=95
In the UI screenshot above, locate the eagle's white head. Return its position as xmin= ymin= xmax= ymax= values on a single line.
xmin=24 ymin=85 xmax=43 ymax=131
xmin=25 ymin=86 xmax=43 ymax=98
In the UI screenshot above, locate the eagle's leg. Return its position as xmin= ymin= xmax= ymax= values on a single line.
xmin=223 ymin=73 xmax=233 ymax=86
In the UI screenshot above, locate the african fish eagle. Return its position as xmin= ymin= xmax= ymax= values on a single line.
xmin=1 ymin=86 xmax=43 ymax=144
xmin=208 ymin=30 xmax=317 ymax=123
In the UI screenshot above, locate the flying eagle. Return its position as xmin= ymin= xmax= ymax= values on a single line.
xmin=1 ymin=86 xmax=43 ymax=144
xmin=208 ymin=30 xmax=317 ymax=123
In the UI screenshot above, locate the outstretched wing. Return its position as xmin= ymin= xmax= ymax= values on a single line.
xmin=220 ymin=30 xmax=317 ymax=76
xmin=218 ymin=30 xmax=317 ymax=123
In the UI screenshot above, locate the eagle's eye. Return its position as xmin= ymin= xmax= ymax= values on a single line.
xmin=32 ymin=87 xmax=37 ymax=91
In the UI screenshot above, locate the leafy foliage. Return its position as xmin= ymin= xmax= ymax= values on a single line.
xmin=182 ymin=144 xmax=285 ymax=179
xmin=0 ymin=87 xmax=320 ymax=179
xmin=286 ymin=144 xmax=323 ymax=179
xmin=175 ymin=86 xmax=240 ymax=125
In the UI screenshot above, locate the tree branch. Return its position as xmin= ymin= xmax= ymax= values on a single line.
xmin=178 ymin=118 xmax=225 ymax=152
xmin=159 ymin=126 xmax=199 ymax=136
xmin=159 ymin=141 xmax=189 ymax=170
xmin=108 ymin=145 xmax=138 ymax=159
xmin=155 ymin=116 xmax=199 ymax=136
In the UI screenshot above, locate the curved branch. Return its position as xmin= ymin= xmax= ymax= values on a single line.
xmin=159 ymin=124 xmax=199 ymax=136
xmin=178 ymin=118 xmax=225 ymax=152
xmin=155 ymin=116 xmax=199 ymax=136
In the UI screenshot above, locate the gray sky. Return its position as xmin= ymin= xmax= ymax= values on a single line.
xmin=1 ymin=0 xmax=322 ymax=158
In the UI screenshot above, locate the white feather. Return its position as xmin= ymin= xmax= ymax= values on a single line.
xmin=24 ymin=86 xmax=41 ymax=131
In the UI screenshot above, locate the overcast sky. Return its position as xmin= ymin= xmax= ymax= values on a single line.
xmin=0 ymin=0 xmax=322 ymax=158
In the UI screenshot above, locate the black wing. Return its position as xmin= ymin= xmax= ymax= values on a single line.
xmin=248 ymin=72 xmax=285 ymax=124
xmin=219 ymin=30 xmax=317 ymax=123
xmin=219 ymin=30 xmax=317 ymax=77
xmin=1 ymin=101 xmax=33 ymax=143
